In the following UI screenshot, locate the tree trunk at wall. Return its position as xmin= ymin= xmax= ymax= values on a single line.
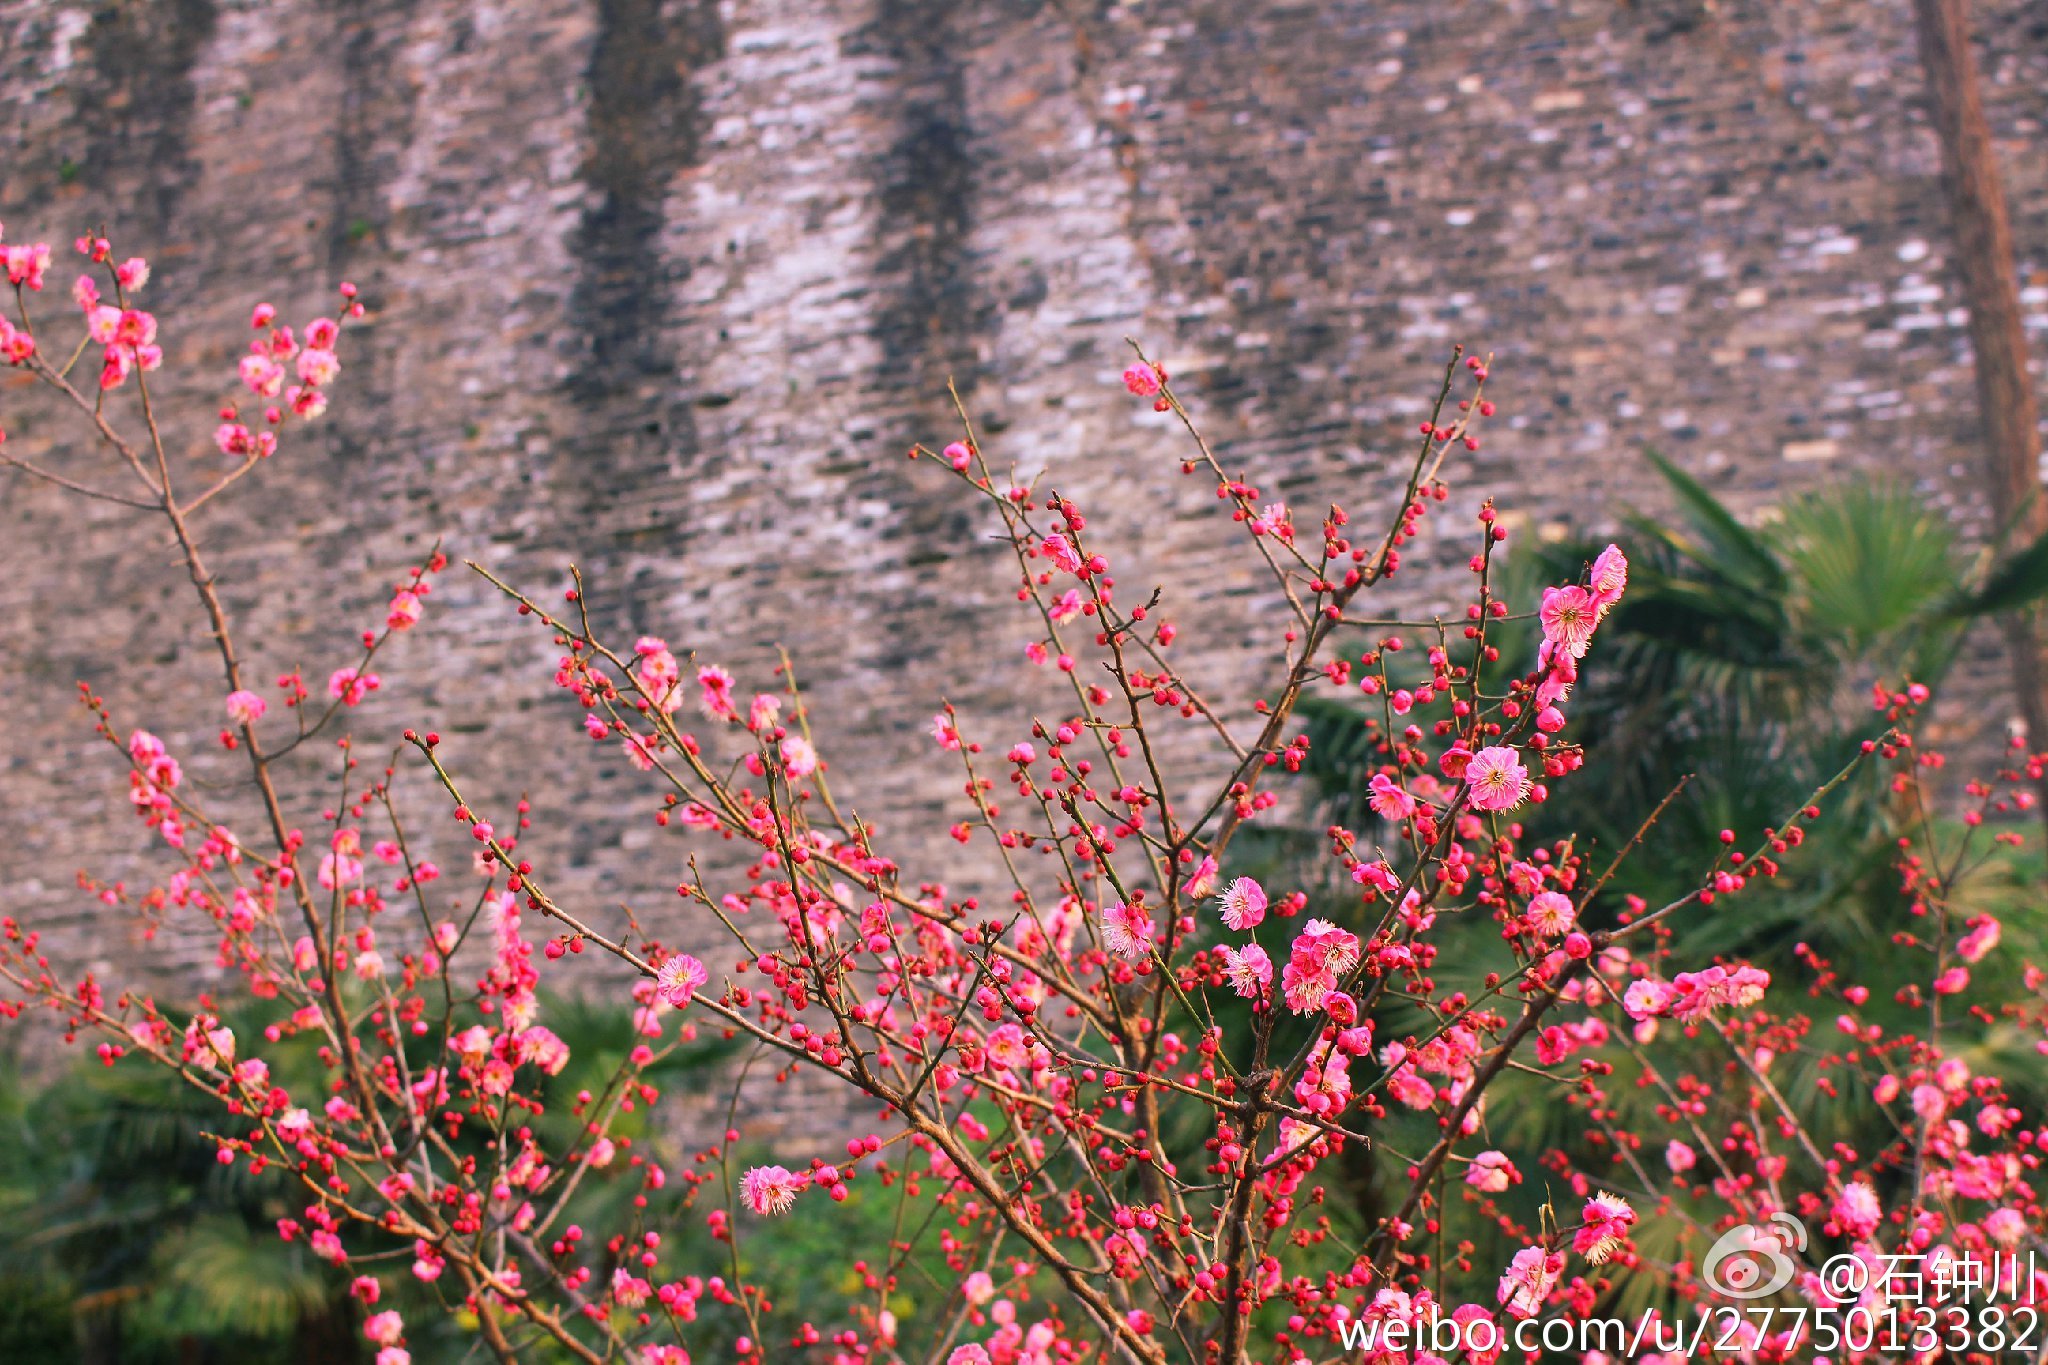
xmin=1910 ymin=0 xmax=2048 ymax=838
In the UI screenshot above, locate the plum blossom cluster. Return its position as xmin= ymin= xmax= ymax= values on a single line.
xmin=218 ymin=297 xmax=356 ymax=454
xmin=0 ymin=226 xmax=363 ymax=528
xmin=4 ymin=233 xmax=2048 ymax=1365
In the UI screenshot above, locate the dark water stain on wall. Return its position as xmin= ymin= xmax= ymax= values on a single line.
xmin=64 ymin=0 xmax=218 ymax=240
xmin=835 ymin=0 xmax=1004 ymax=661
xmin=560 ymin=0 xmax=725 ymax=528
xmin=856 ymin=0 xmax=994 ymax=401
xmin=316 ymin=0 xmax=422 ymax=482
xmin=1137 ymin=1 xmax=1394 ymax=422
xmin=323 ymin=0 xmax=418 ymax=273
xmin=0 ymin=1 xmax=217 ymax=722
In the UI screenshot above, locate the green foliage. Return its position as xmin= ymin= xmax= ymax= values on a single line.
xmin=0 ymin=1275 xmax=76 ymax=1362
xmin=0 ymin=997 xmax=744 ymax=1365
xmin=1267 ymin=459 xmax=2048 ymax=1321
xmin=1640 ymin=449 xmax=1788 ymax=599
xmin=1516 ymin=457 xmax=2048 ymax=963
xmin=1948 ymin=509 xmax=2048 ymax=618
xmin=0 ymin=1021 xmax=351 ymax=1365
xmin=1441 ymin=459 xmax=2048 ymax=985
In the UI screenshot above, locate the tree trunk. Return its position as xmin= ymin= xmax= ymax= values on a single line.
xmin=1910 ymin=0 xmax=2048 ymax=837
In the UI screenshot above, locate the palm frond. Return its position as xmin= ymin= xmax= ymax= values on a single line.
xmin=1644 ymin=448 xmax=1787 ymax=595
xmin=1948 ymin=520 xmax=2048 ymax=618
xmin=1772 ymin=482 xmax=1959 ymax=654
xmin=148 ymin=1215 xmax=336 ymax=1341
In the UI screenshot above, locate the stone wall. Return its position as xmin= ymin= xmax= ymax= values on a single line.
xmin=1 ymin=0 xmax=2044 ymax=1116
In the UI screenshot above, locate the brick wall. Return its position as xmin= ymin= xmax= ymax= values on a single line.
xmin=0 ymin=0 xmax=2042 ymax=1122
